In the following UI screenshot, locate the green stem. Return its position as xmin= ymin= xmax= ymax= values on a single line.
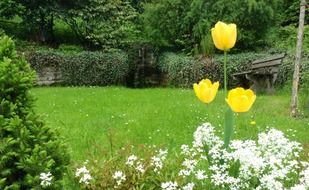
xmin=223 ymin=50 xmax=234 ymax=149
xmin=224 ymin=51 xmax=227 ymax=95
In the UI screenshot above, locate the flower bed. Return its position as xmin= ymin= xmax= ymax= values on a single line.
xmin=71 ymin=123 xmax=308 ymax=190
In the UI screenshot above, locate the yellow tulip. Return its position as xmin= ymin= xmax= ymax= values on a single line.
xmin=226 ymin=87 xmax=256 ymax=113
xmin=211 ymin=21 xmax=237 ymax=51
xmin=193 ymin=79 xmax=219 ymax=104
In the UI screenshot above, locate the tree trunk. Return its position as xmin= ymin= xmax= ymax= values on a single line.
xmin=290 ymin=0 xmax=306 ymax=117
xmin=48 ymin=13 xmax=55 ymax=44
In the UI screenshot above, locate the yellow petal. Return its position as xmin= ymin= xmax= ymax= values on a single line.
xmin=211 ymin=27 xmax=224 ymax=51
xmin=200 ymin=87 xmax=213 ymax=103
xmin=194 ymin=79 xmax=219 ymax=104
xmin=212 ymin=81 xmax=219 ymax=91
xmin=211 ymin=21 xmax=237 ymax=51
xmin=226 ymin=87 xmax=256 ymax=113
xmin=226 ymin=24 xmax=237 ymax=49
xmin=193 ymin=83 xmax=201 ymax=99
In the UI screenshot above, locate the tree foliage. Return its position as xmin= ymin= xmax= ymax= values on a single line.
xmin=0 ymin=0 xmax=58 ymax=42
xmin=142 ymin=0 xmax=283 ymax=51
xmin=280 ymin=0 xmax=309 ymax=26
xmin=59 ymin=0 xmax=137 ymax=50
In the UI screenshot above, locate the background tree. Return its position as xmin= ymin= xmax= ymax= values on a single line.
xmin=0 ymin=0 xmax=58 ymax=43
xmin=142 ymin=0 xmax=283 ymax=52
xmin=280 ymin=0 xmax=308 ymax=26
xmin=59 ymin=0 xmax=137 ymax=50
xmin=291 ymin=0 xmax=307 ymax=117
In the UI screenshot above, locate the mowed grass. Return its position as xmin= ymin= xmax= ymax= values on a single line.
xmin=30 ymin=87 xmax=309 ymax=161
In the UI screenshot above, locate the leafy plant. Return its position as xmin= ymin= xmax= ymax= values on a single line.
xmin=142 ymin=0 xmax=283 ymax=51
xmin=26 ymin=50 xmax=129 ymax=86
xmin=61 ymin=0 xmax=138 ymax=50
xmin=158 ymin=53 xmax=221 ymax=88
xmin=0 ymin=36 xmax=70 ymax=189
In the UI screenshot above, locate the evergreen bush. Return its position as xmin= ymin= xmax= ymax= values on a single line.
xmin=0 ymin=36 xmax=70 ymax=189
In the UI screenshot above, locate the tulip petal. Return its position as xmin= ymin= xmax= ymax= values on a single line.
xmin=193 ymin=83 xmax=201 ymax=100
xmin=211 ymin=21 xmax=237 ymax=51
xmin=211 ymin=27 xmax=224 ymax=51
xmin=226 ymin=87 xmax=256 ymax=113
xmin=194 ymin=79 xmax=219 ymax=104
xmin=227 ymin=24 xmax=237 ymax=49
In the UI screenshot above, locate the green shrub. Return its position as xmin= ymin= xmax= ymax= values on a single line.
xmin=0 ymin=28 xmax=5 ymax=36
xmin=57 ymin=44 xmax=83 ymax=53
xmin=0 ymin=36 xmax=70 ymax=189
xmin=158 ymin=53 xmax=221 ymax=88
xmin=27 ymin=50 xmax=129 ymax=86
xmin=159 ymin=52 xmax=270 ymax=88
xmin=62 ymin=51 xmax=129 ymax=86
xmin=274 ymin=25 xmax=309 ymax=53
xmin=214 ymin=52 xmax=271 ymax=87
xmin=159 ymin=52 xmax=309 ymax=89
xmin=277 ymin=53 xmax=309 ymax=89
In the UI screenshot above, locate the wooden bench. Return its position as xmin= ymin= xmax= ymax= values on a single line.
xmin=232 ymin=53 xmax=285 ymax=94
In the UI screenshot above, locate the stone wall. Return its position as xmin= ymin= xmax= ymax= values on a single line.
xmin=34 ymin=66 xmax=62 ymax=86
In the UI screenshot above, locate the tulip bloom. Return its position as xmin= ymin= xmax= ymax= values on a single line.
xmin=193 ymin=79 xmax=219 ymax=104
xmin=211 ymin=21 xmax=237 ymax=51
xmin=226 ymin=87 xmax=256 ymax=113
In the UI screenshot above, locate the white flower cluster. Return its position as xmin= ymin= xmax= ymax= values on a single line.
xmin=182 ymin=182 xmax=195 ymax=190
xmin=75 ymin=166 xmax=92 ymax=185
xmin=151 ymin=149 xmax=168 ymax=173
xmin=161 ymin=181 xmax=178 ymax=190
xmin=113 ymin=170 xmax=126 ymax=187
xmin=40 ymin=172 xmax=53 ymax=187
xmin=290 ymin=163 xmax=309 ymax=190
xmin=126 ymin=154 xmax=145 ymax=174
xmin=177 ymin=123 xmax=309 ymax=190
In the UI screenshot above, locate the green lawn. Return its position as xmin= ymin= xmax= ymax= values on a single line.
xmin=31 ymin=87 xmax=309 ymax=162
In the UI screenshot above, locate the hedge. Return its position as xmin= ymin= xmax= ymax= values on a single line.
xmin=159 ymin=52 xmax=309 ymax=90
xmin=26 ymin=49 xmax=309 ymax=90
xmin=158 ymin=53 xmax=221 ymax=88
xmin=26 ymin=50 xmax=129 ymax=86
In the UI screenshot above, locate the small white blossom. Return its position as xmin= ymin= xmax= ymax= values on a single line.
xmin=161 ymin=181 xmax=178 ymax=190
xmin=181 ymin=144 xmax=190 ymax=155
xmin=290 ymin=184 xmax=307 ymax=190
xmin=151 ymin=149 xmax=168 ymax=173
xmin=126 ymin=155 xmax=138 ymax=166
xmin=195 ymin=170 xmax=207 ymax=180
xmin=135 ymin=162 xmax=145 ymax=174
xmin=179 ymin=169 xmax=191 ymax=177
xmin=182 ymin=182 xmax=195 ymax=190
xmin=40 ymin=172 xmax=53 ymax=187
xmin=113 ymin=171 xmax=126 ymax=186
xmin=76 ymin=166 xmax=92 ymax=185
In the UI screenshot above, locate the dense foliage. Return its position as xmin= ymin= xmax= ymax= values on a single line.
xmin=159 ymin=52 xmax=309 ymax=89
xmin=0 ymin=36 xmax=70 ymax=189
xmin=158 ymin=53 xmax=221 ymax=87
xmin=142 ymin=0 xmax=283 ymax=51
xmin=0 ymin=0 xmax=58 ymax=42
xmin=60 ymin=0 xmax=137 ymax=50
xmin=27 ymin=50 xmax=129 ymax=86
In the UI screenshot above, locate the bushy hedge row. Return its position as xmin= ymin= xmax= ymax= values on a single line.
xmin=26 ymin=50 xmax=129 ymax=86
xmin=26 ymin=49 xmax=308 ymax=90
xmin=159 ymin=52 xmax=309 ymax=89
xmin=158 ymin=53 xmax=221 ymax=88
